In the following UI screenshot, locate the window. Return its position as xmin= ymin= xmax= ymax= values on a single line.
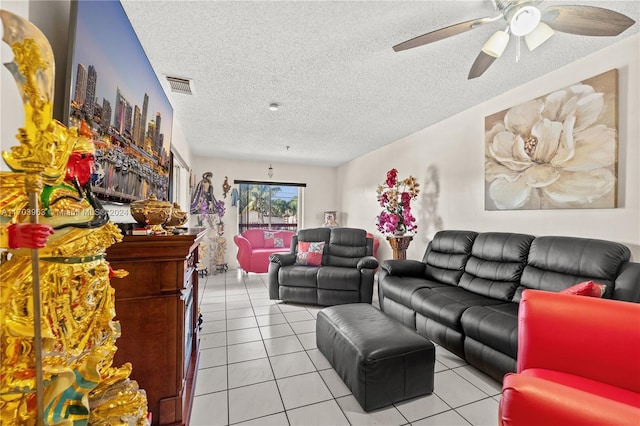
xmin=235 ymin=181 xmax=304 ymax=233
xmin=169 ymin=150 xmax=190 ymax=211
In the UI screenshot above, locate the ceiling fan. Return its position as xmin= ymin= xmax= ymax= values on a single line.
xmin=393 ymin=0 xmax=636 ymax=79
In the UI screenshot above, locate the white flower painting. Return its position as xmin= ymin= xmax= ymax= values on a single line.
xmin=485 ymin=69 xmax=618 ymax=210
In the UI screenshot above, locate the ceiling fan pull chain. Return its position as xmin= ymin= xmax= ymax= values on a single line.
xmin=515 ymin=35 xmax=521 ymax=63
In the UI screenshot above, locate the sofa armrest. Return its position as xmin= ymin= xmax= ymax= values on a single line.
xmin=234 ymin=234 xmax=253 ymax=270
xmin=269 ymin=253 xmax=296 ymax=266
xmin=234 ymin=234 xmax=252 ymax=247
xmin=518 ymin=289 xmax=640 ymax=393
xmin=268 ymin=253 xmax=296 ymax=300
xmin=613 ymin=262 xmax=640 ymax=302
xmin=380 ymin=259 xmax=426 ymax=277
xmin=357 ymin=256 xmax=379 ymax=271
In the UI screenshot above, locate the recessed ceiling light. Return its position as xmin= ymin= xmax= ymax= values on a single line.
xmin=269 ymin=103 xmax=279 ymax=111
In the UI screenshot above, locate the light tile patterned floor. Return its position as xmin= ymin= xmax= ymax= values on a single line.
xmin=190 ymin=271 xmax=502 ymax=426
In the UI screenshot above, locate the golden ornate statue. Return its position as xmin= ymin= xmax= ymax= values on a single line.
xmin=0 ymin=10 xmax=148 ymax=425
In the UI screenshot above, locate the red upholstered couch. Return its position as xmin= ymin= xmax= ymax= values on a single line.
xmin=234 ymin=229 xmax=296 ymax=273
xmin=499 ymin=289 xmax=640 ymax=426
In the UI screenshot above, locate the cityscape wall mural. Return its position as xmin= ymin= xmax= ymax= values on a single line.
xmin=66 ymin=0 xmax=173 ymax=203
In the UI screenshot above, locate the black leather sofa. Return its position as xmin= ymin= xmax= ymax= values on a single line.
xmin=269 ymin=227 xmax=379 ymax=305
xmin=378 ymin=230 xmax=640 ymax=382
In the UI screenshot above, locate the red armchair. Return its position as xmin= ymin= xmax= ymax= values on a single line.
xmin=233 ymin=229 xmax=295 ymax=273
xmin=499 ymin=289 xmax=640 ymax=426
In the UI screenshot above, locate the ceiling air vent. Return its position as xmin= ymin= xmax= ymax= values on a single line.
xmin=166 ymin=76 xmax=193 ymax=95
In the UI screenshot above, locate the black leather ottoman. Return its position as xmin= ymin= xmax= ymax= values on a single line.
xmin=316 ymin=303 xmax=435 ymax=411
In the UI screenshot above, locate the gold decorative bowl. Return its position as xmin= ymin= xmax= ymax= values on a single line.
xmin=164 ymin=202 xmax=188 ymax=232
xmin=130 ymin=194 xmax=173 ymax=233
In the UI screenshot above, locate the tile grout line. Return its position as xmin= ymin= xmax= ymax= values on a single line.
xmin=263 ymin=274 xmax=359 ymax=425
xmin=195 ymin=271 xmax=500 ymax=426
xmin=254 ymin=273 xmax=347 ymax=425
xmin=249 ymin=273 xmax=289 ymax=426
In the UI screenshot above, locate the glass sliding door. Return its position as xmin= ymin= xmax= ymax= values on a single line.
xmin=237 ymin=182 xmax=301 ymax=232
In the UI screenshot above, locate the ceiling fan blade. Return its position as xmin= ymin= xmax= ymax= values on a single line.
xmin=468 ymin=51 xmax=497 ymax=80
xmin=542 ymin=5 xmax=636 ymax=36
xmin=393 ymin=15 xmax=500 ymax=52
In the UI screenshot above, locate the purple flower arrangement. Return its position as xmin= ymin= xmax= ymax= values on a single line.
xmin=376 ymin=168 xmax=420 ymax=235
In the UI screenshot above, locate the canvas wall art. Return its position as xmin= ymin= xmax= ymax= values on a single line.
xmin=484 ymin=69 xmax=618 ymax=210
xmin=66 ymin=1 xmax=173 ymax=203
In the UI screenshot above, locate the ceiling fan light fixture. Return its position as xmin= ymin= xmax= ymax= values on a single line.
xmin=525 ymin=22 xmax=555 ymax=51
xmin=510 ymin=5 xmax=541 ymax=36
xmin=482 ymin=30 xmax=510 ymax=58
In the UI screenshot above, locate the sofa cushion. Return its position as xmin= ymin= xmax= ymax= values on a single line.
xmin=296 ymin=228 xmax=332 ymax=265
xmin=279 ymin=286 xmax=318 ymax=305
xmin=252 ymin=248 xmax=288 ymax=272
xmin=317 ymin=266 xmax=361 ymax=291
xmin=520 ymin=369 xmax=640 ymax=409
xmin=242 ymin=229 xmax=267 ymax=248
xmin=459 ymin=232 xmax=534 ymax=301
xmin=328 ymin=228 xmax=369 ymax=267
xmin=264 ymin=231 xmax=285 ymax=248
xmin=295 ymin=241 xmax=325 ymax=266
xmin=500 ymin=370 xmax=640 ymax=426
xmin=461 ymin=303 xmax=519 ymax=358
xmin=514 ymin=236 xmax=631 ymax=302
xmin=411 ymin=286 xmax=502 ymax=332
xmin=242 ymin=228 xmax=294 ymax=249
xmin=560 ymin=281 xmax=607 ymax=297
xmin=379 ymin=275 xmax=448 ymax=307
xmin=278 ymin=265 xmax=321 ymax=288
xmin=423 ymin=230 xmax=477 ymax=285
xmin=297 ymin=227 xmax=331 ymax=243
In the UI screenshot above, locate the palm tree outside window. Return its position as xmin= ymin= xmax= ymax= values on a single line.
xmin=237 ymin=182 xmax=303 ymax=233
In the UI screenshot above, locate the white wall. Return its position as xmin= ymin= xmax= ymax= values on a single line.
xmin=338 ymin=35 xmax=640 ymax=262
xmin=190 ymin=156 xmax=337 ymax=267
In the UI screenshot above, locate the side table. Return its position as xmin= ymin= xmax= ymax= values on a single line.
xmin=387 ymin=235 xmax=413 ymax=260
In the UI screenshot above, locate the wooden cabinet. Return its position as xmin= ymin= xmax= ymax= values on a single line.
xmin=106 ymin=230 xmax=206 ymax=425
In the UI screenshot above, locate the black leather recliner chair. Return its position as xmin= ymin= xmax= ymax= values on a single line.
xmin=268 ymin=227 xmax=379 ymax=306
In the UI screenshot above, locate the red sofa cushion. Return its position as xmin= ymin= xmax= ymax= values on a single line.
xmin=264 ymin=231 xmax=286 ymax=248
xmin=500 ymin=371 xmax=640 ymax=426
xmin=559 ymin=280 xmax=606 ymax=297
xmin=295 ymin=241 xmax=325 ymax=266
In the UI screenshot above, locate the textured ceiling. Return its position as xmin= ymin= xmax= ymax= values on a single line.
xmin=120 ymin=0 xmax=639 ymax=167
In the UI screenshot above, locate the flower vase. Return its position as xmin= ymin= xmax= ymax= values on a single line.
xmin=394 ymin=224 xmax=406 ymax=237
